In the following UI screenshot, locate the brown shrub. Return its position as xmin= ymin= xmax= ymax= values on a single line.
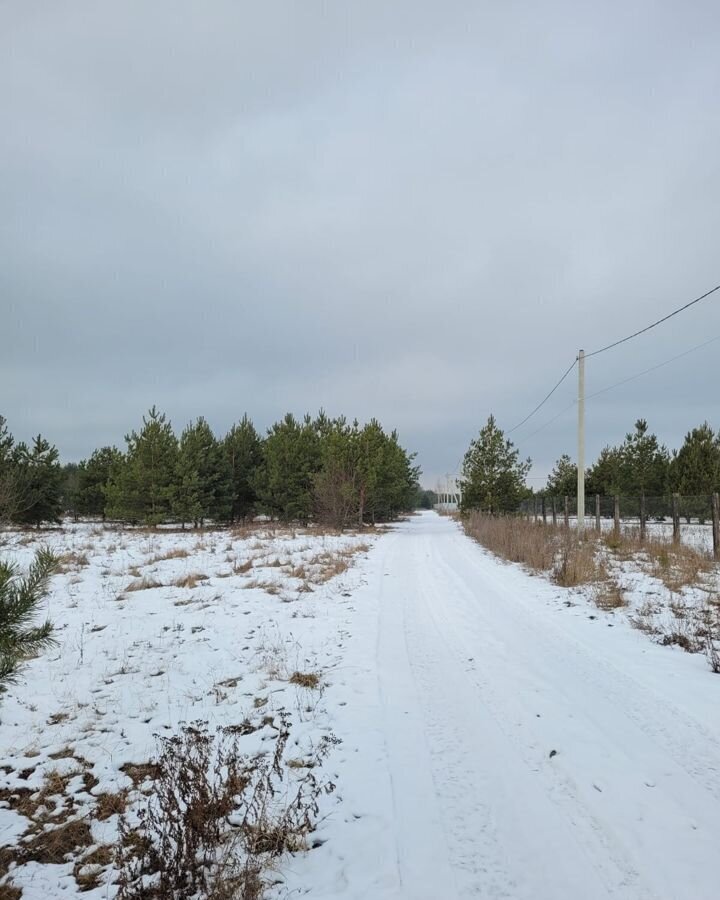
xmin=116 ymin=716 xmax=336 ymax=900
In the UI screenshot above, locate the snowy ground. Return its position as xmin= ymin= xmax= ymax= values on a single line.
xmin=540 ymin=515 xmax=716 ymax=553
xmin=0 ymin=522 xmax=374 ymax=898
xmin=2 ymin=513 xmax=719 ymax=899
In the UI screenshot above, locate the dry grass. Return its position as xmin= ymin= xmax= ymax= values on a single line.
xmin=463 ymin=512 xmax=602 ymax=585
xmin=289 ymin=671 xmax=321 ymax=689
xmin=243 ymin=579 xmax=281 ymax=596
xmin=552 ymin=533 xmax=602 ymax=587
xmin=125 ymin=576 xmax=164 ymax=592
xmin=592 ymin=579 xmax=628 ymax=610
xmin=463 ymin=513 xmax=559 ymax=572
xmin=172 ymin=572 xmax=209 ymax=589
xmin=56 ymin=551 xmax=90 ymax=574
xmin=148 ymin=548 xmax=190 ymax=563
xmin=94 ymin=790 xmax=128 ymax=821
xmin=73 ymin=844 xmax=113 ymax=892
xmin=0 ymin=766 xmax=106 ymax=890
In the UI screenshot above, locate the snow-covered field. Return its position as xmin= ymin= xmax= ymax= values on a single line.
xmin=2 ymin=512 xmax=720 ymax=899
xmin=543 ymin=515 xmax=716 ymax=553
xmin=0 ymin=522 xmax=375 ymax=898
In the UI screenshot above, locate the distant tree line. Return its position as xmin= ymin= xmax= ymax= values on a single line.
xmin=545 ymin=419 xmax=720 ymax=499
xmin=0 ymin=409 xmax=420 ymax=529
xmin=460 ymin=415 xmax=720 ymax=514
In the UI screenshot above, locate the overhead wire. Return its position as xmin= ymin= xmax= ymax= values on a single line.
xmin=585 ymin=333 xmax=720 ymax=400
xmin=516 ymin=332 xmax=720 ymax=451
xmin=585 ymin=283 xmax=720 ymax=359
xmin=505 ymin=357 xmax=577 ymax=435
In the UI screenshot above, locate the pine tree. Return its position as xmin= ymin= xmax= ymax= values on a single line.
xmin=254 ymin=414 xmax=321 ymax=521
xmin=60 ymin=463 xmax=81 ymax=520
xmin=174 ymin=418 xmax=231 ymax=527
xmin=223 ymin=416 xmax=262 ymax=523
xmin=0 ymin=416 xmax=22 ymax=524
xmin=586 ymin=445 xmax=625 ymax=496
xmin=620 ymin=419 xmax=669 ymax=497
xmin=0 ymin=548 xmax=57 ymax=687
xmin=11 ymin=436 xmax=64 ymax=528
xmin=670 ymin=423 xmax=720 ymax=496
xmin=545 ymin=454 xmax=578 ymax=498
xmin=372 ymin=429 xmax=419 ymax=521
xmin=313 ymin=417 xmax=358 ymax=529
xmin=106 ymin=407 xmax=178 ymax=526
xmin=460 ymin=415 xmax=531 ymax=513
xmin=354 ymin=420 xmax=385 ymax=525
xmin=77 ymin=446 xmax=123 ymax=519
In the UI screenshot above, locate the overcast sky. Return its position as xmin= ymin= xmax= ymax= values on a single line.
xmin=2 ymin=1 xmax=719 ymax=488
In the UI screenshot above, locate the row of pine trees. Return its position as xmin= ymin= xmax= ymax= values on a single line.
xmin=545 ymin=419 xmax=720 ymax=499
xmin=0 ymin=409 xmax=420 ymax=529
xmin=460 ymin=415 xmax=720 ymax=515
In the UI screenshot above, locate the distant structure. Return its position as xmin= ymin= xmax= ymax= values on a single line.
xmin=434 ymin=473 xmax=461 ymax=513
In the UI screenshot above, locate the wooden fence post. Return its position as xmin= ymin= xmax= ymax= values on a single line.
xmin=640 ymin=494 xmax=646 ymax=542
xmin=564 ymin=495 xmax=569 ymax=529
xmin=614 ymin=495 xmax=620 ymax=537
xmin=541 ymin=495 xmax=547 ymax=524
xmin=672 ymin=493 xmax=680 ymax=544
xmin=595 ymin=494 xmax=601 ymax=532
xmin=551 ymin=496 xmax=557 ymax=526
xmin=712 ymin=493 xmax=720 ymax=561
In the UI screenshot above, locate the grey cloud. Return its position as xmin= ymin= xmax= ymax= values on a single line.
xmin=2 ymin=1 xmax=719 ymax=485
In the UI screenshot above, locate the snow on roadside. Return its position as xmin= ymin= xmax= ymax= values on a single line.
xmin=0 ymin=522 xmax=375 ymax=898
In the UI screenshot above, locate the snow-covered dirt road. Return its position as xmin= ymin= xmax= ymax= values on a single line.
xmin=314 ymin=511 xmax=720 ymax=900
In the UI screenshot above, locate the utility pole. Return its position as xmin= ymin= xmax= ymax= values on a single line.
xmin=577 ymin=349 xmax=585 ymax=531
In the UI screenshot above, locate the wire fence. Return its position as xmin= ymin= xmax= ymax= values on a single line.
xmin=518 ymin=493 xmax=720 ymax=557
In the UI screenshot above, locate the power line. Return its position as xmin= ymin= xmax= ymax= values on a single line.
xmin=519 ymin=399 xmax=576 ymax=442
xmin=585 ymin=332 xmax=720 ymax=401
xmin=506 ymin=357 xmax=577 ymax=434
xmin=517 ymin=332 xmax=720 ymax=451
xmin=586 ymin=283 xmax=720 ymax=359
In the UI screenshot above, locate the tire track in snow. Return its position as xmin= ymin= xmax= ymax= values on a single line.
xmin=446 ymin=527 xmax=720 ymax=804
xmin=411 ymin=519 xmax=718 ymax=899
xmin=402 ymin=534 xmax=653 ymax=900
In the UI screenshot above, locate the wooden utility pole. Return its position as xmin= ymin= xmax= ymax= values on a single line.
xmin=712 ymin=493 xmax=720 ymax=561
xmin=614 ymin=495 xmax=620 ymax=537
xmin=577 ymin=350 xmax=585 ymax=531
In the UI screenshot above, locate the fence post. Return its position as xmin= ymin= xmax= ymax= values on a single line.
xmin=672 ymin=493 xmax=680 ymax=544
xmin=564 ymin=495 xmax=569 ymax=528
xmin=551 ymin=496 xmax=557 ymax=526
xmin=614 ymin=495 xmax=620 ymax=537
xmin=640 ymin=494 xmax=646 ymax=542
xmin=712 ymin=493 xmax=720 ymax=561
xmin=541 ymin=495 xmax=547 ymax=524
xmin=595 ymin=494 xmax=601 ymax=532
